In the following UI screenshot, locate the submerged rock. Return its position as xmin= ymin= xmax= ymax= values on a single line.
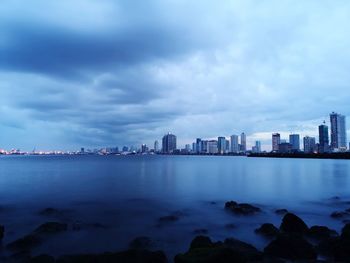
xmin=0 ymin=224 xmax=4 ymax=240
xmin=39 ymin=207 xmax=60 ymax=216
xmin=255 ymin=223 xmax=279 ymax=237
xmin=175 ymin=235 xmax=262 ymax=263
xmin=129 ymin=236 xmax=153 ymax=250
xmin=34 ymin=222 xmax=68 ymax=234
xmin=56 ymin=249 xmax=167 ymax=263
xmin=280 ymin=213 xmax=308 ymax=234
xmin=330 ymin=211 xmax=348 ymax=218
xmin=275 ymin=209 xmax=288 ymax=215
xmin=264 ymin=233 xmax=317 ymax=260
xmin=225 ymin=201 xmax=261 ymax=215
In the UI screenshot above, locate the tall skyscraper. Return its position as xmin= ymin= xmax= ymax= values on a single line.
xmin=196 ymin=138 xmax=202 ymax=153
xmin=289 ymin=134 xmax=300 ymax=151
xmin=218 ymin=136 xmax=226 ymax=154
xmin=330 ymin=112 xmax=347 ymax=151
xmin=252 ymin=141 xmax=261 ymax=153
xmin=303 ymin=136 xmax=316 ymax=153
xmin=162 ymin=133 xmax=177 ymax=154
xmin=208 ymin=140 xmax=218 ymax=154
xmin=201 ymin=140 xmax=208 ymax=153
xmin=318 ymin=122 xmax=329 ymax=153
xmin=230 ymin=135 xmax=239 ymax=153
xmin=154 ymin=140 xmax=159 ymax=153
xmin=240 ymin=133 xmax=246 ymax=152
xmin=272 ymin=133 xmax=280 ymax=152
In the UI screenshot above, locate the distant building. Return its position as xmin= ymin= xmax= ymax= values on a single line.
xmin=218 ymin=137 xmax=226 ymax=154
xmin=201 ymin=140 xmax=208 ymax=153
xmin=330 ymin=112 xmax=347 ymax=151
xmin=192 ymin=142 xmax=196 ymax=152
xmin=318 ymin=122 xmax=329 ymax=153
xmin=208 ymin=140 xmax=218 ymax=154
xmin=141 ymin=144 xmax=147 ymax=153
xmin=289 ymin=134 xmax=300 ymax=151
xmin=162 ymin=133 xmax=177 ymax=154
xmin=230 ymin=135 xmax=239 ymax=153
xmin=122 ymin=146 xmax=129 ymax=152
xmin=272 ymin=133 xmax=281 ymax=152
xmin=154 ymin=140 xmax=159 ymax=153
xmin=279 ymin=143 xmax=292 ymax=153
xmin=252 ymin=141 xmax=261 ymax=153
xmin=303 ymin=136 xmax=316 ymax=153
xmin=196 ymin=138 xmax=202 ymax=153
xmin=185 ymin=144 xmax=191 ymax=153
xmin=240 ymin=133 xmax=247 ymax=152
xmin=225 ymin=139 xmax=230 ymax=153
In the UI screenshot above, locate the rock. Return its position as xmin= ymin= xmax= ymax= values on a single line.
xmin=264 ymin=233 xmax=317 ymax=260
xmin=331 ymin=211 xmax=348 ymax=218
xmin=190 ymin=235 xmax=213 ymax=249
xmin=158 ymin=215 xmax=179 ymax=222
xmin=175 ymin=236 xmax=262 ymax=263
xmin=56 ymin=250 xmax=167 ymax=263
xmin=225 ymin=201 xmax=261 ymax=215
xmin=34 ymin=222 xmax=68 ymax=234
xmin=275 ymin=209 xmax=288 ymax=215
xmin=308 ymin=225 xmax=338 ymax=240
xmin=129 ymin=236 xmax=152 ymax=250
xmin=280 ymin=213 xmax=308 ymax=234
xmin=255 ymin=223 xmax=279 ymax=237
xmin=341 ymin=223 xmax=350 ymax=240
xmin=7 ymin=234 xmax=42 ymax=251
xmin=30 ymin=254 xmax=55 ymax=263
xmin=39 ymin=207 xmax=60 ymax=216
xmin=193 ymin=229 xmax=208 ymax=235
xmin=0 ymin=224 xmax=4 ymax=240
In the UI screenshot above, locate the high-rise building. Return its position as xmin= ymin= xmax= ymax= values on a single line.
xmin=162 ymin=133 xmax=177 ymax=154
xmin=208 ymin=140 xmax=218 ymax=154
xmin=303 ymin=136 xmax=316 ymax=153
xmin=225 ymin=139 xmax=230 ymax=153
xmin=185 ymin=144 xmax=191 ymax=152
xmin=240 ymin=133 xmax=247 ymax=152
xmin=272 ymin=133 xmax=281 ymax=152
xmin=330 ymin=112 xmax=347 ymax=151
xmin=289 ymin=134 xmax=300 ymax=151
xmin=318 ymin=122 xmax=329 ymax=153
xmin=154 ymin=140 xmax=159 ymax=153
xmin=201 ymin=140 xmax=208 ymax=153
xmin=196 ymin=138 xmax=202 ymax=153
xmin=218 ymin=137 xmax=226 ymax=154
xmin=252 ymin=141 xmax=261 ymax=153
xmin=141 ymin=144 xmax=147 ymax=153
xmin=230 ymin=135 xmax=239 ymax=153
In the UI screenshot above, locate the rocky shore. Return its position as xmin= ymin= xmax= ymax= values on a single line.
xmin=1 ymin=200 xmax=350 ymax=262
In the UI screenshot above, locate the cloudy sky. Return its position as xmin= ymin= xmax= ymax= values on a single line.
xmin=1 ymin=0 xmax=350 ymax=151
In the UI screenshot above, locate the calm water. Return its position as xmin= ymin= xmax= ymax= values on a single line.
xmin=0 ymin=155 xmax=350 ymax=259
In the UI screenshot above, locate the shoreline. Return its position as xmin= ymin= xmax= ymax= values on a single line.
xmin=248 ymin=152 xmax=350 ymax=160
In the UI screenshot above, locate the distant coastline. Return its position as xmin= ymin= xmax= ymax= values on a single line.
xmin=248 ymin=152 xmax=350 ymax=160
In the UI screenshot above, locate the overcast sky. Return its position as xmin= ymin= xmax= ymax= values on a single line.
xmin=1 ymin=0 xmax=350 ymax=151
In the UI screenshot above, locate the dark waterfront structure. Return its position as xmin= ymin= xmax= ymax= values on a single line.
xmin=272 ymin=133 xmax=280 ymax=152
xmin=303 ymin=136 xmax=316 ymax=153
xmin=330 ymin=112 xmax=347 ymax=151
xmin=318 ymin=122 xmax=329 ymax=153
xmin=218 ymin=136 xmax=226 ymax=154
xmin=162 ymin=133 xmax=177 ymax=154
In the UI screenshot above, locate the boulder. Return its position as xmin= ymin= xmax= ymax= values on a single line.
xmin=129 ymin=236 xmax=152 ymax=250
xmin=190 ymin=236 xmax=213 ymax=249
xmin=0 ymin=224 xmax=4 ymax=240
xmin=255 ymin=223 xmax=279 ymax=237
xmin=330 ymin=211 xmax=348 ymax=218
xmin=225 ymin=201 xmax=261 ymax=215
xmin=280 ymin=213 xmax=308 ymax=234
xmin=275 ymin=209 xmax=288 ymax=215
xmin=340 ymin=223 xmax=350 ymax=240
xmin=7 ymin=234 xmax=42 ymax=251
xmin=308 ymin=225 xmax=338 ymax=240
xmin=264 ymin=234 xmax=317 ymax=260
xmin=34 ymin=222 xmax=68 ymax=234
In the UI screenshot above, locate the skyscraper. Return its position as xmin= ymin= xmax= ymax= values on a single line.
xmin=252 ymin=141 xmax=261 ymax=153
xmin=272 ymin=133 xmax=280 ymax=152
xmin=289 ymin=134 xmax=300 ymax=151
xmin=162 ymin=133 xmax=177 ymax=154
xmin=330 ymin=112 xmax=347 ymax=151
xmin=154 ymin=140 xmax=159 ymax=153
xmin=303 ymin=136 xmax=316 ymax=153
xmin=318 ymin=122 xmax=329 ymax=153
xmin=240 ymin=133 xmax=246 ymax=152
xmin=230 ymin=135 xmax=239 ymax=153
xmin=196 ymin=138 xmax=202 ymax=153
xmin=218 ymin=136 xmax=226 ymax=154
xmin=208 ymin=140 xmax=218 ymax=154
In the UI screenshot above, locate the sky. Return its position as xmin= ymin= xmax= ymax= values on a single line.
xmin=1 ymin=0 xmax=350 ymax=151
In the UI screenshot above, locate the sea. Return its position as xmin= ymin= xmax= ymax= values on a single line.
xmin=0 ymin=155 xmax=349 ymax=259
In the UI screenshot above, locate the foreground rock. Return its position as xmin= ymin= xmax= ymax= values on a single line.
xmin=225 ymin=201 xmax=261 ymax=215
xmin=264 ymin=233 xmax=317 ymax=261
xmin=308 ymin=225 xmax=338 ymax=240
xmin=280 ymin=213 xmax=309 ymax=234
xmin=255 ymin=223 xmax=279 ymax=237
xmin=56 ymin=249 xmax=167 ymax=263
xmin=175 ymin=235 xmax=262 ymax=263
xmin=0 ymin=224 xmax=4 ymax=240
xmin=129 ymin=236 xmax=153 ymax=250
xmin=30 ymin=254 xmax=55 ymax=263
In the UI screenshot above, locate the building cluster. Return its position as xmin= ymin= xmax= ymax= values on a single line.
xmin=271 ymin=112 xmax=347 ymax=154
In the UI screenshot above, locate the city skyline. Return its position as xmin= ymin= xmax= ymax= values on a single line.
xmin=1 ymin=1 xmax=350 ymax=151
